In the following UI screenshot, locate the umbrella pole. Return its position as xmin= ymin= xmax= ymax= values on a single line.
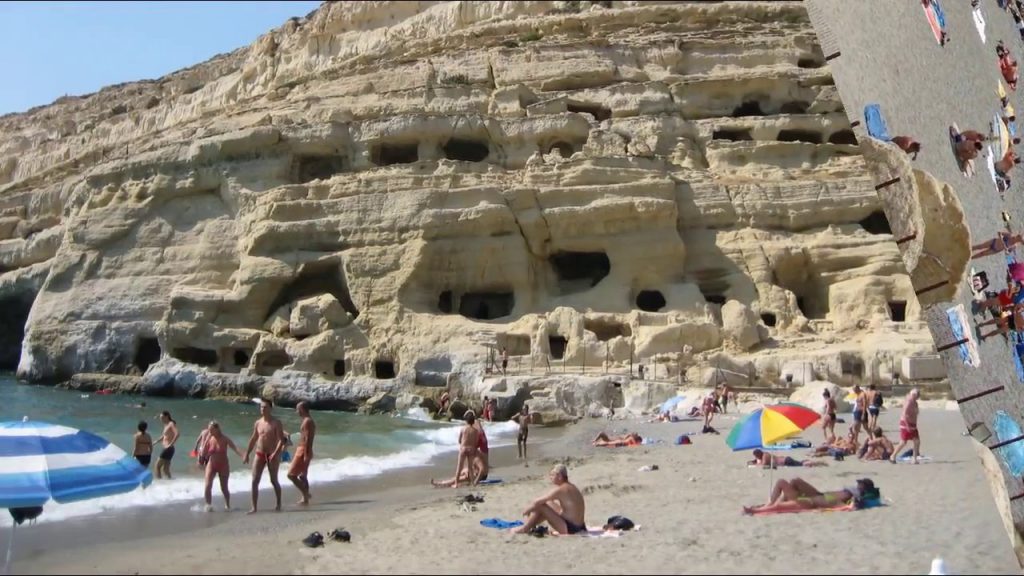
xmin=3 ymin=519 xmax=14 ymax=576
xmin=769 ymin=463 xmax=774 ymax=499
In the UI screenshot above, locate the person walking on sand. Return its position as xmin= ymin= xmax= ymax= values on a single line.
xmin=511 ymin=404 xmax=534 ymax=463
xmin=701 ymin=392 xmax=717 ymax=433
xmin=155 ymin=411 xmax=179 ymax=480
xmin=243 ymin=399 xmax=287 ymax=513
xmin=850 ymin=385 xmax=866 ymax=444
xmin=865 ymin=383 xmax=883 ymax=432
xmin=133 ymin=421 xmax=153 ymax=469
xmin=287 ymin=402 xmax=316 ymax=506
xmin=202 ymin=421 xmax=243 ymax=511
xmin=822 ymin=389 xmax=837 ymax=443
xmin=453 ymin=411 xmax=481 ymax=488
xmin=511 ymin=464 xmax=586 ymax=536
xmin=891 ymin=388 xmax=922 ymax=464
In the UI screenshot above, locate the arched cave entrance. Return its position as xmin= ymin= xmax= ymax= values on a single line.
xmin=459 ymin=292 xmax=515 ymax=320
xmin=888 ymin=301 xmax=907 ymax=322
xmin=546 ymin=141 xmax=579 ymax=158
xmin=265 ymin=259 xmax=360 ymax=323
xmin=438 ymin=290 xmax=454 ymax=314
xmin=636 ymin=290 xmax=666 ymax=312
xmin=0 ymin=295 xmax=31 ymax=371
xmin=858 ymin=211 xmax=892 ymax=235
xmin=255 ymin=350 xmax=291 ymax=376
xmin=548 ymin=335 xmax=567 ymax=360
xmin=567 ymin=101 xmax=612 ymax=122
xmin=760 ymin=312 xmax=777 ymax=327
xmin=731 ymin=101 xmax=764 ymax=117
xmin=779 ymin=101 xmax=811 ymax=114
xmin=134 ymin=337 xmax=162 ymax=373
xmin=442 ymin=139 xmax=490 ymax=162
xmin=333 ymin=359 xmax=347 ymax=377
xmin=583 ymin=318 xmax=631 ymax=341
xmin=549 ymin=251 xmax=610 ymax=293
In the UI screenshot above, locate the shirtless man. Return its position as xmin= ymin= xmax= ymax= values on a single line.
xmin=859 ymin=427 xmax=895 ymax=461
xmin=997 ymin=155 xmax=1022 ymax=177
xmin=955 ymin=139 xmax=984 ymax=164
xmin=890 ymin=389 xmax=922 ymax=464
xmin=865 ymin=383 xmax=883 ymax=432
xmin=749 ymin=449 xmax=827 ymax=469
xmin=155 ymin=411 xmax=179 ymax=480
xmin=511 ymin=404 xmax=533 ymax=462
xmin=501 ymin=347 xmax=509 ymax=375
xmin=511 ymin=464 xmax=587 ymax=536
xmin=701 ymin=392 xmax=717 ymax=433
xmin=453 ymin=411 xmax=480 ymax=488
xmin=890 ymin=136 xmax=922 ymax=160
xmin=742 ymin=477 xmax=875 ymax=515
xmin=287 ymin=402 xmax=316 ymax=506
xmin=850 ymin=385 xmax=866 ymax=444
xmin=243 ymin=399 xmax=287 ymax=513
xmin=821 ymin=389 xmax=837 ymax=443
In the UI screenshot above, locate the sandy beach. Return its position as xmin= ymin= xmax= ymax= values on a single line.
xmin=8 ymin=407 xmax=1019 ymax=575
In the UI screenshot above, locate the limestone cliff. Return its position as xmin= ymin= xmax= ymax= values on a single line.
xmin=0 ymin=1 xmax=951 ymax=411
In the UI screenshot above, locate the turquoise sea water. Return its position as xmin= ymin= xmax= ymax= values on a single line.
xmin=0 ymin=374 xmax=517 ymax=521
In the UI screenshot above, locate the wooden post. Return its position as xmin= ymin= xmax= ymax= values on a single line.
xmin=915 ymin=280 xmax=949 ymax=296
xmin=990 ymin=434 xmax=1024 ymax=451
xmin=936 ymin=338 xmax=969 ymax=353
xmin=895 ymin=232 xmax=917 ymax=245
xmin=874 ymin=177 xmax=900 ymax=191
xmin=824 ymin=51 xmax=841 ymax=62
xmin=957 ymin=385 xmax=1005 ymax=405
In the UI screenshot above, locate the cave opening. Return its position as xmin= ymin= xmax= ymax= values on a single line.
xmin=583 ymin=318 xmax=631 ymax=341
xmin=888 ymin=301 xmax=907 ymax=322
xmin=731 ymin=101 xmax=764 ymax=117
xmin=778 ymin=263 xmax=829 ymax=320
xmin=567 ymin=101 xmax=612 ymax=122
xmin=442 ymin=138 xmax=490 ymax=162
xmin=0 ymin=295 xmax=31 ymax=371
xmin=841 ymin=353 xmax=864 ymax=378
xmin=760 ymin=312 xmax=777 ymax=327
xmin=371 ymin=142 xmax=419 ymax=166
xmin=255 ymin=350 xmax=291 ymax=376
xmin=859 ymin=211 xmax=893 ymax=235
xmin=374 ymin=360 xmax=396 ymax=379
xmin=796 ymin=57 xmax=825 ymax=69
xmin=171 ymin=347 xmax=218 ymax=367
xmin=636 ymin=290 xmax=666 ymax=312
xmin=291 ymin=154 xmax=347 ymax=183
xmin=333 ymin=359 xmax=346 ymax=377
xmin=828 ymin=130 xmax=858 ymax=145
xmin=712 ymin=128 xmax=753 ymax=142
xmin=265 ymin=259 xmax=360 ymax=323
xmin=779 ymin=101 xmax=811 ymax=114
xmin=776 ymin=129 xmax=822 ymax=144
xmin=704 ymin=294 xmax=727 ymax=306
xmin=459 ymin=291 xmax=515 ymax=320
xmin=438 ymin=290 xmax=454 ymax=314
xmin=547 ymin=140 xmax=579 ymax=158
xmin=134 ymin=337 xmax=162 ymax=373
xmin=549 ymin=335 xmax=567 ymax=359
xmin=233 ymin=349 xmax=251 ymax=367
xmin=549 ymin=251 xmax=610 ymax=293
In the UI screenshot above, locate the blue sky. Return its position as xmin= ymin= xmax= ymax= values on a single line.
xmin=0 ymin=1 xmax=323 ymax=115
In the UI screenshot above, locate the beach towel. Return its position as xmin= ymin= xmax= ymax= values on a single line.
xmin=747 ymin=498 xmax=885 ymax=516
xmin=480 ymin=518 xmax=523 ymax=529
xmin=895 ymin=455 xmax=933 ymax=463
xmin=764 ymin=440 xmax=813 ymax=451
xmin=864 ymin=104 xmax=891 ymax=141
xmin=478 ymin=478 xmax=503 ymax=485
xmin=922 ymin=0 xmax=945 ymax=45
xmin=974 ymin=7 xmax=987 ymax=43
xmin=994 ymin=411 xmax=1024 ymax=475
xmin=945 ymin=304 xmax=981 ymax=367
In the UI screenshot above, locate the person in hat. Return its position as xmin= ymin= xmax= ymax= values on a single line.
xmin=742 ymin=477 xmax=877 ymax=514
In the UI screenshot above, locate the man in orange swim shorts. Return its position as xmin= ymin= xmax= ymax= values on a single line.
xmin=287 ymin=401 xmax=317 ymax=506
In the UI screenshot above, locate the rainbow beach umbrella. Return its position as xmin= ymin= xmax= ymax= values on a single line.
xmin=725 ymin=402 xmax=821 ymax=451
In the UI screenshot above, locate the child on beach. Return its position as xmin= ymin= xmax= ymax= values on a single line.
xmin=133 ymin=421 xmax=153 ymax=468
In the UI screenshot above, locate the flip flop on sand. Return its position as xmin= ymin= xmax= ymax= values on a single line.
xmin=328 ymin=528 xmax=351 ymax=543
xmin=302 ymin=531 xmax=325 ymax=548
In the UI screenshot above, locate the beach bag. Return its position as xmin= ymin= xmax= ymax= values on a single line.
xmin=604 ymin=515 xmax=635 ymax=531
xmin=675 ymin=434 xmax=692 ymax=445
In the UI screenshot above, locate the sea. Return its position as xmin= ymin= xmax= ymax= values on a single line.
xmin=0 ymin=373 xmax=519 ymax=523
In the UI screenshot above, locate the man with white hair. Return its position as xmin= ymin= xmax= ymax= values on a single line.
xmin=511 ymin=464 xmax=587 ymax=536
xmin=890 ymin=388 xmax=921 ymax=464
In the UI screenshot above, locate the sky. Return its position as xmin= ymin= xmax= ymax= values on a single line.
xmin=0 ymin=1 xmax=323 ymax=115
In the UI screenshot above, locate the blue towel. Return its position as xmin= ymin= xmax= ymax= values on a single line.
xmin=931 ymin=0 xmax=947 ymax=30
xmin=480 ymin=518 xmax=523 ymax=529
xmin=945 ymin=308 xmax=972 ymax=365
xmin=994 ymin=411 xmax=1024 ymax=476
xmin=864 ymin=104 xmax=891 ymax=142
xmin=478 ymin=478 xmax=503 ymax=485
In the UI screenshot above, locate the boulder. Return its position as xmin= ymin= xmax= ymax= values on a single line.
xmin=359 ymin=391 xmax=397 ymax=414
xmin=290 ymin=294 xmax=352 ymax=337
xmin=721 ymin=300 xmax=762 ymax=350
xmin=788 ymin=380 xmax=850 ymax=413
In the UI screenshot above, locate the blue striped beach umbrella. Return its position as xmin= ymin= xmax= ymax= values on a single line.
xmin=0 ymin=420 xmax=152 ymax=573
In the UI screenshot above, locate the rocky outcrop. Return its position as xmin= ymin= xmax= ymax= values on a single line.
xmin=0 ymin=1 xmax=951 ymax=414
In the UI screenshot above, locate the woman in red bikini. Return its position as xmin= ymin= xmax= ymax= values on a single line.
xmin=203 ymin=421 xmax=244 ymax=512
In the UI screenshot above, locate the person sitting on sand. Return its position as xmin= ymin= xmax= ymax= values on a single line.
xmin=859 ymin=427 xmax=895 ymax=461
xmin=742 ymin=477 xmax=877 ymax=515
xmin=973 ymin=232 xmax=1024 ymax=260
xmin=960 ymin=129 xmax=989 ymax=143
xmin=997 ymin=154 xmax=1022 ymax=177
xmin=890 ymin=135 xmax=922 ymax=160
xmin=592 ymin=431 xmax=642 ymax=447
xmin=955 ymin=139 xmax=984 ymax=164
xmin=511 ymin=464 xmax=587 ymax=536
xmin=749 ymin=449 xmax=827 ymax=469
xmin=976 ymin=303 xmax=1024 ymax=340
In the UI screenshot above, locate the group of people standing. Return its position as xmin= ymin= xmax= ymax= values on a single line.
xmin=820 ymin=385 xmax=922 ymax=464
xmin=131 ymin=400 xmax=317 ymax=512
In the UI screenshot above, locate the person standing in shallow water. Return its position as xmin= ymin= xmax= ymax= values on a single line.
xmin=133 ymin=421 xmax=153 ymax=469
xmin=155 ymin=411 xmax=179 ymax=480
xmin=287 ymin=401 xmax=316 ymax=506
xmin=202 ymin=421 xmax=243 ymax=511
xmin=243 ymin=399 xmax=287 ymax=513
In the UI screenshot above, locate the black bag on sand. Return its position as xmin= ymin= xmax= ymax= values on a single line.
xmin=604 ymin=515 xmax=635 ymax=531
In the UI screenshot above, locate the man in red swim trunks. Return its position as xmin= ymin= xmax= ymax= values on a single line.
xmin=243 ymin=399 xmax=287 ymax=513
xmin=890 ymin=389 xmax=921 ymax=464
xmin=287 ymin=401 xmax=316 ymax=506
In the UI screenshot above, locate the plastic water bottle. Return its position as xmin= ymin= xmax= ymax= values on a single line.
xmin=929 ymin=557 xmax=949 ymax=575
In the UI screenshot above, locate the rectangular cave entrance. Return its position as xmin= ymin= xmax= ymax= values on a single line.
xmin=255 ymin=350 xmax=291 ymax=376
xmin=171 ymin=347 xmax=218 ymax=367
xmin=218 ymin=347 xmax=252 ymax=374
xmin=711 ymin=128 xmax=753 ymax=142
xmin=134 ymin=337 xmax=162 ymax=373
xmin=0 ymin=295 xmax=32 ymax=371
xmin=442 ymin=138 xmax=490 ymax=162
xmin=459 ymin=291 xmax=515 ymax=320
xmin=549 ymin=251 xmax=610 ymax=294
xmin=583 ymin=318 xmax=631 ymax=341
xmin=888 ymin=301 xmax=907 ymax=322
xmin=498 ymin=334 xmax=532 ymax=356
xmin=859 ymin=211 xmax=893 ymax=235
xmin=566 ymin=101 xmax=612 ymax=122
xmin=775 ymin=260 xmax=829 ymax=320
xmin=333 ymin=359 xmax=346 ymax=377
xmin=371 ymin=142 xmax=419 ymax=166
xmin=374 ymin=359 xmax=396 ymax=379
xmin=776 ymin=129 xmax=822 ymax=144
xmin=840 ymin=353 xmax=864 ymax=379
xmin=291 ymin=154 xmax=347 ymax=183
xmin=549 ymin=335 xmax=568 ymax=360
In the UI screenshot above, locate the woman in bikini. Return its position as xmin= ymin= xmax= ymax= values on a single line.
xmin=742 ymin=478 xmax=875 ymax=515
xmin=203 ymin=421 xmax=244 ymax=512
xmin=821 ymin=390 xmax=837 ymax=443
xmin=133 ymin=421 xmax=153 ymax=468
xmin=972 ymin=232 xmax=1024 ymax=260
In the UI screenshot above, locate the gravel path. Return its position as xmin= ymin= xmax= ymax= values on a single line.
xmin=807 ymin=0 xmax=1024 ymax=551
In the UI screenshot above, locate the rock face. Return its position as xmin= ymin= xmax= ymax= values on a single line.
xmin=0 ymin=1 xmax=949 ymax=414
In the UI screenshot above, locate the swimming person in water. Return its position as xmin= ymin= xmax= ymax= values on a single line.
xmin=243 ymin=399 xmax=287 ymax=513
xmin=202 ymin=421 xmax=244 ymax=512
xmin=155 ymin=411 xmax=179 ymax=480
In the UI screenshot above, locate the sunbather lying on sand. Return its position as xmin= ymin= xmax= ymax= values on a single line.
xmin=859 ymin=427 xmax=895 ymax=461
xmin=811 ymin=433 xmax=859 ymax=458
xmin=997 ymin=153 xmax=1022 ymax=176
xmin=749 ymin=449 xmax=827 ymax=469
xmin=647 ymin=411 xmax=679 ymax=423
xmin=1001 ymin=56 xmax=1020 ymax=90
xmin=593 ymin=432 xmax=642 ymax=447
xmin=742 ymin=477 xmax=877 ymax=515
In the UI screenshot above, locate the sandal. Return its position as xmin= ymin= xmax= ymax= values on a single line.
xmin=328 ymin=528 xmax=351 ymax=543
xmin=302 ymin=531 xmax=325 ymax=548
